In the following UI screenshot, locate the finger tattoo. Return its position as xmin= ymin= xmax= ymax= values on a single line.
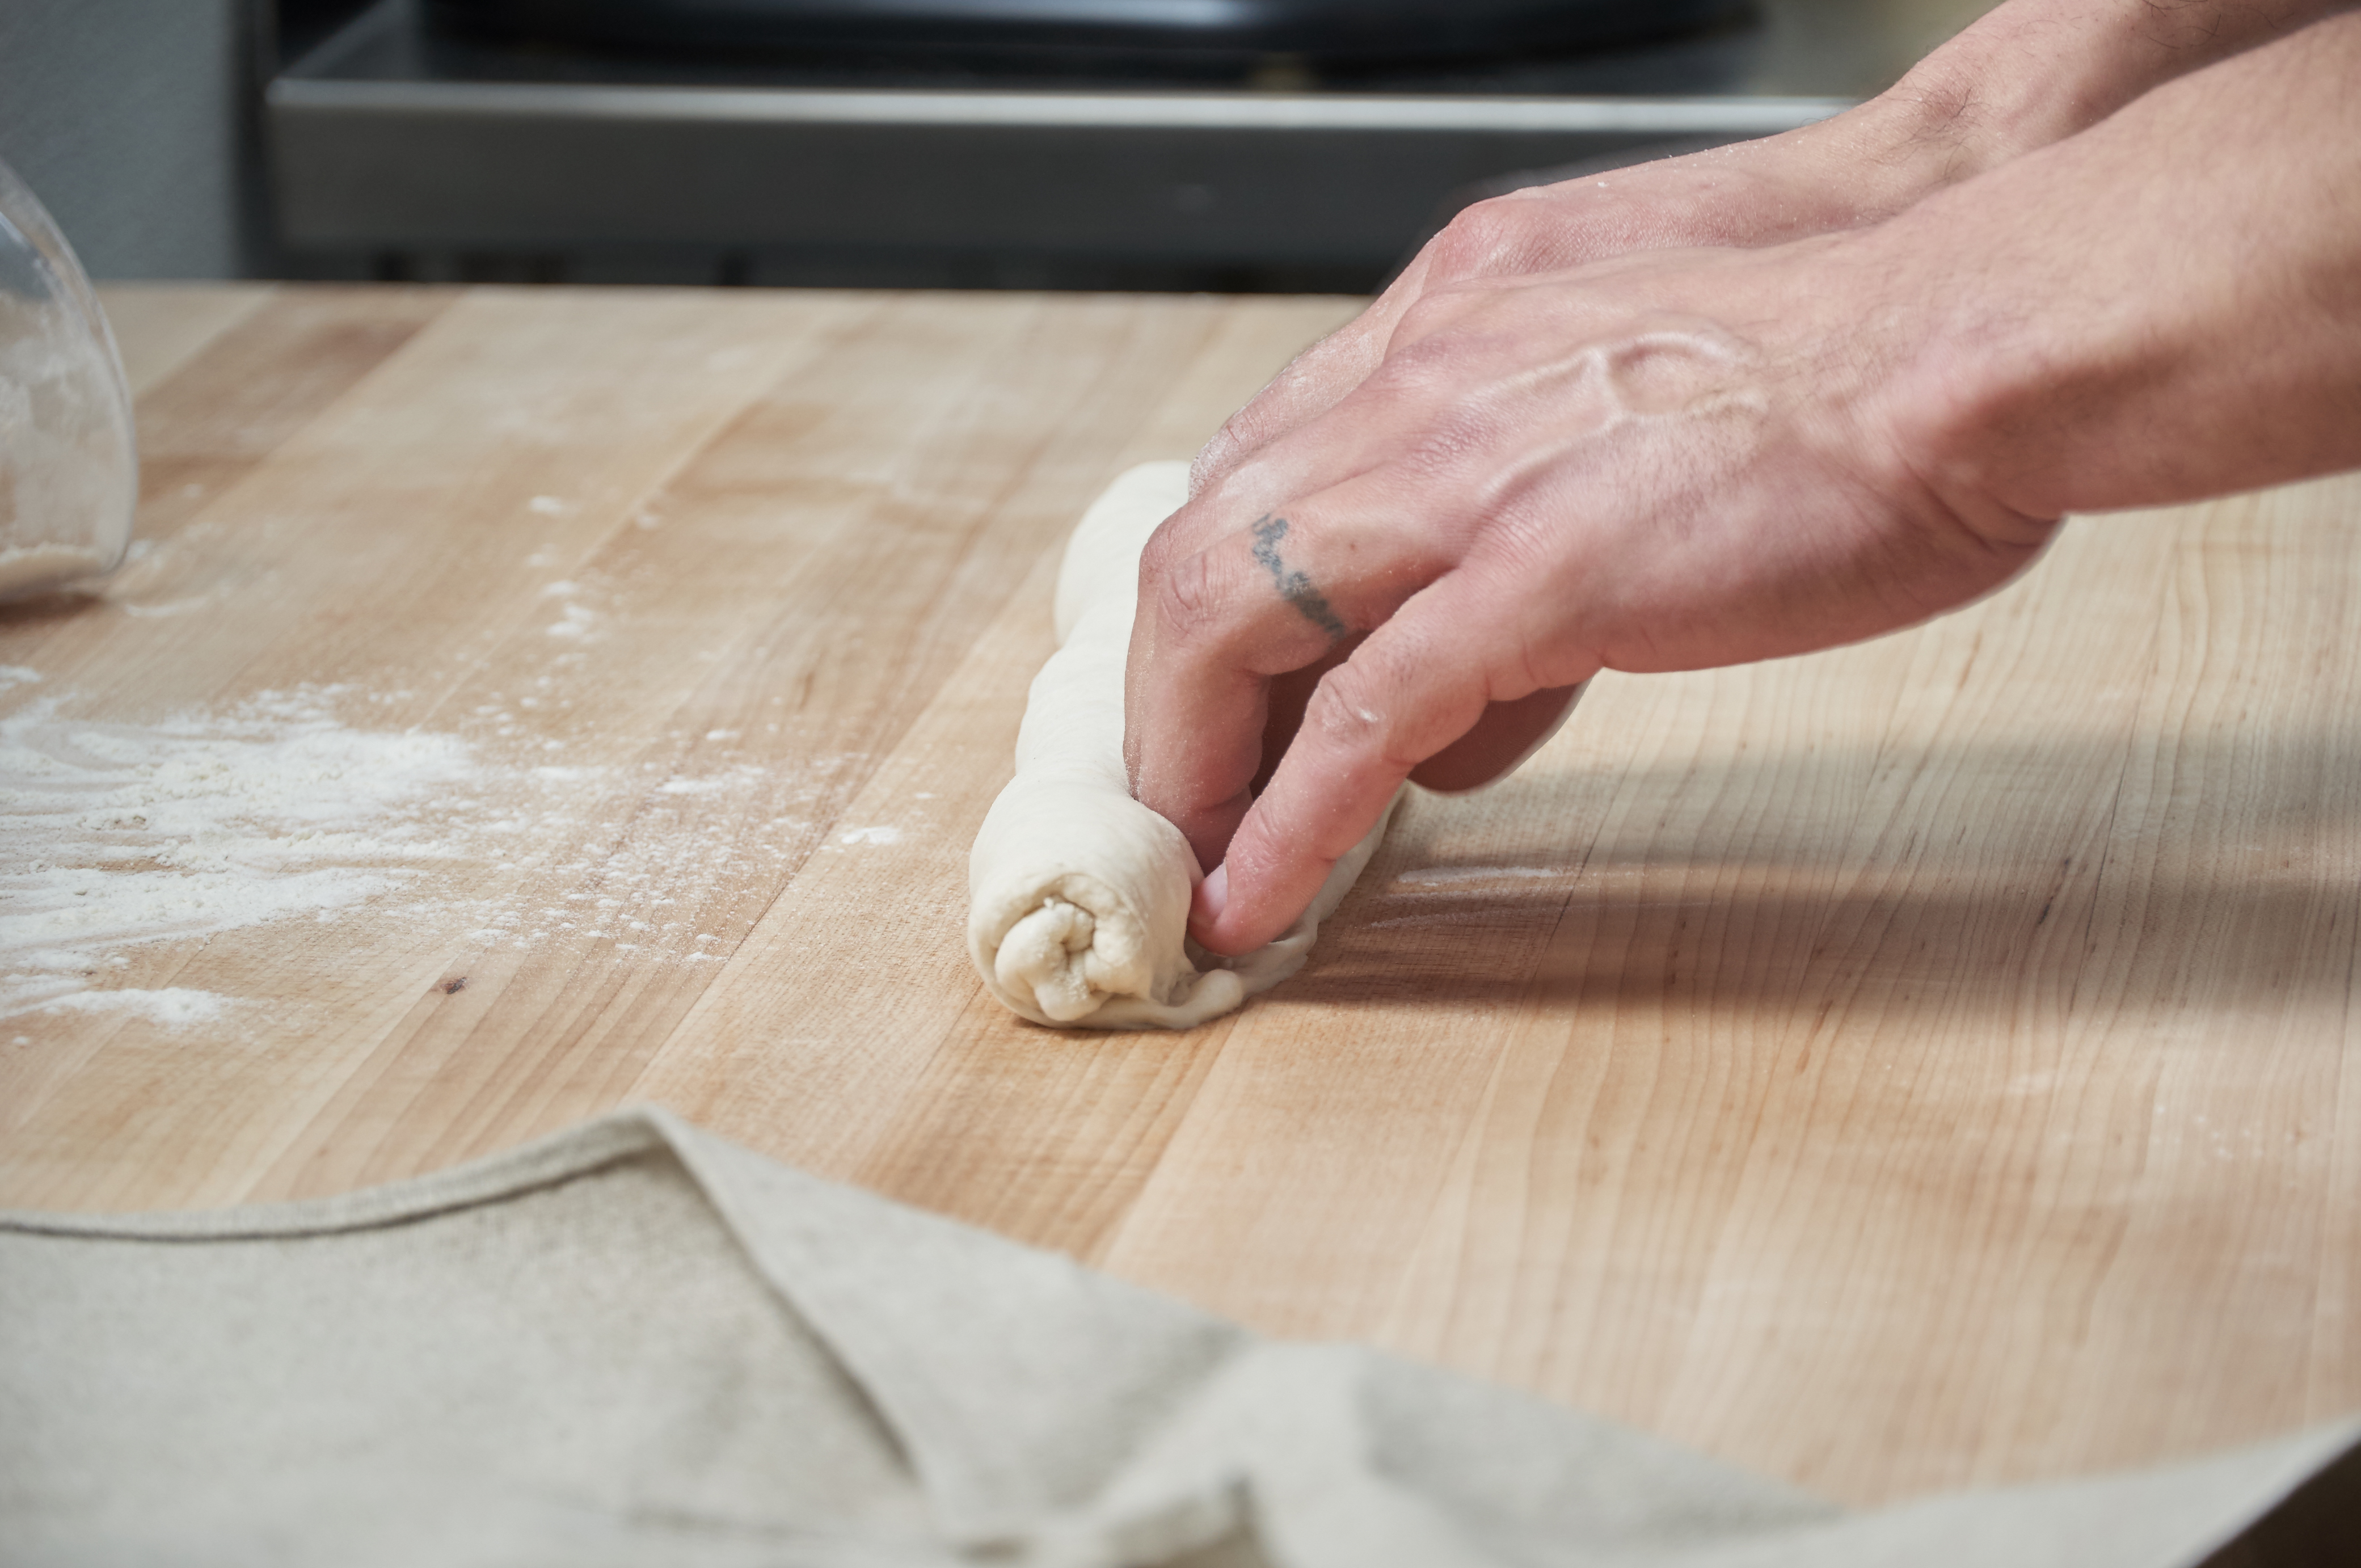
xmin=1249 ymin=516 xmax=1347 ymax=639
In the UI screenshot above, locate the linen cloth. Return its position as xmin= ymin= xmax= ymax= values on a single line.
xmin=3 ymin=1106 xmax=2353 ymax=1566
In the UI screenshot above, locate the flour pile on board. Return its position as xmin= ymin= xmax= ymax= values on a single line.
xmin=2 ymin=677 xmax=846 ymax=1022
xmin=2 ymin=685 xmax=480 ymax=1015
xmin=32 ymin=987 xmax=233 ymax=1030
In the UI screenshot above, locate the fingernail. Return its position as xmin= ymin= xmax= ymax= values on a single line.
xmin=1194 ymin=864 xmax=1229 ymax=925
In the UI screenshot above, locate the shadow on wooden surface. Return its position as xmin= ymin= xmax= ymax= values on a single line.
xmin=1289 ymin=723 xmax=2359 ymax=1018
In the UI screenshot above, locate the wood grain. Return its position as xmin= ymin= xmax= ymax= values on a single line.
xmin=98 ymin=285 xmax=275 ymax=398
xmin=4 ymin=285 xmax=2356 ymax=1507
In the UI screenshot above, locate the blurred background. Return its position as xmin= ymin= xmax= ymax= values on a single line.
xmin=0 ymin=0 xmax=1994 ymax=293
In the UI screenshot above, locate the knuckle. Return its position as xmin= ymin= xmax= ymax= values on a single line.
xmin=1136 ymin=524 xmax=1181 ymax=582
xmin=1502 ymin=630 xmax=1588 ymax=701
xmin=1191 ymin=333 xmax=1344 ymax=491
xmin=1186 ymin=442 xmax=1232 ymax=498
xmin=1186 ymin=439 xmax=1228 ymax=496
xmin=1506 ymin=638 xmax=1551 ymax=702
xmin=1306 ymin=659 xmax=1414 ymax=769
xmin=1196 ymin=406 xmax=1271 ymax=487
xmin=1427 ymin=198 xmax=1525 ymax=280
xmin=1390 ymin=289 xmax=1467 ymax=349
xmin=1180 ymin=460 xmax=1254 ymax=524
xmin=1148 ymin=546 xmax=1230 ymax=646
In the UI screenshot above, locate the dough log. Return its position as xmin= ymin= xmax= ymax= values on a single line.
xmin=968 ymin=462 xmax=1397 ymax=1030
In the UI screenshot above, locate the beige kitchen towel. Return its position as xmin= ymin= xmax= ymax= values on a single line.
xmin=2 ymin=1107 xmax=2354 ymax=1567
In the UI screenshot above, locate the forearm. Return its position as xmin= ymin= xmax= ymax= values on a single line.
xmin=1420 ymin=0 xmax=2346 ymax=284
xmin=1837 ymin=0 xmax=2350 ymax=201
xmin=1188 ymin=2 xmax=2344 ymax=496
xmin=1875 ymin=10 xmax=2361 ymax=521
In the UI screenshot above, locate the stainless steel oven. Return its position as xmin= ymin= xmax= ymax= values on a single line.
xmin=267 ymin=0 xmax=1996 ymax=289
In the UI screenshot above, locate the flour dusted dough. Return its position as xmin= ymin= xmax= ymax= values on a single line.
xmin=968 ymin=462 xmax=1397 ymax=1029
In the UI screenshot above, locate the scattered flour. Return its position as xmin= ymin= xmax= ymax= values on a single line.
xmin=837 ymin=825 xmax=901 ymax=846
xmin=659 ymin=765 xmax=764 ymax=797
xmin=546 ymin=602 xmax=598 ymax=641
xmin=2 ymin=680 xmax=860 ymax=1025
xmin=2 ymin=686 xmax=478 ymax=1016
xmin=36 ymin=987 xmax=230 ymax=1030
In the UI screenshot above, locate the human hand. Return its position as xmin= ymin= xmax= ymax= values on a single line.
xmin=1183 ymin=24 xmax=2092 ymax=506
xmin=1189 ymin=111 xmax=1956 ymax=501
xmin=1125 ymin=235 xmax=2059 ymax=955
xmin=1187 ymin=0 xmax=2344 ymax=503
xmin=1124 ymin=0 xmax=2360 ymax=960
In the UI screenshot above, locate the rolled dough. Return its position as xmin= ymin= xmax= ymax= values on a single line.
xmin=968 ymin=462 xmax=1398 ymax=1030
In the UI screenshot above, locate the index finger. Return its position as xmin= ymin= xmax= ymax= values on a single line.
xmin=1192 ymin=570 xmax=1590 ymax=955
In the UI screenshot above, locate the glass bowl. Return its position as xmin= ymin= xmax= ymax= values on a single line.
xmin=0 ymin=157 xmax=136 ymax=602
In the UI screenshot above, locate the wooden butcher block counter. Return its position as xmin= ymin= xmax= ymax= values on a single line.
xmin=7 ymin=284 xmax=2358 ymax=1508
